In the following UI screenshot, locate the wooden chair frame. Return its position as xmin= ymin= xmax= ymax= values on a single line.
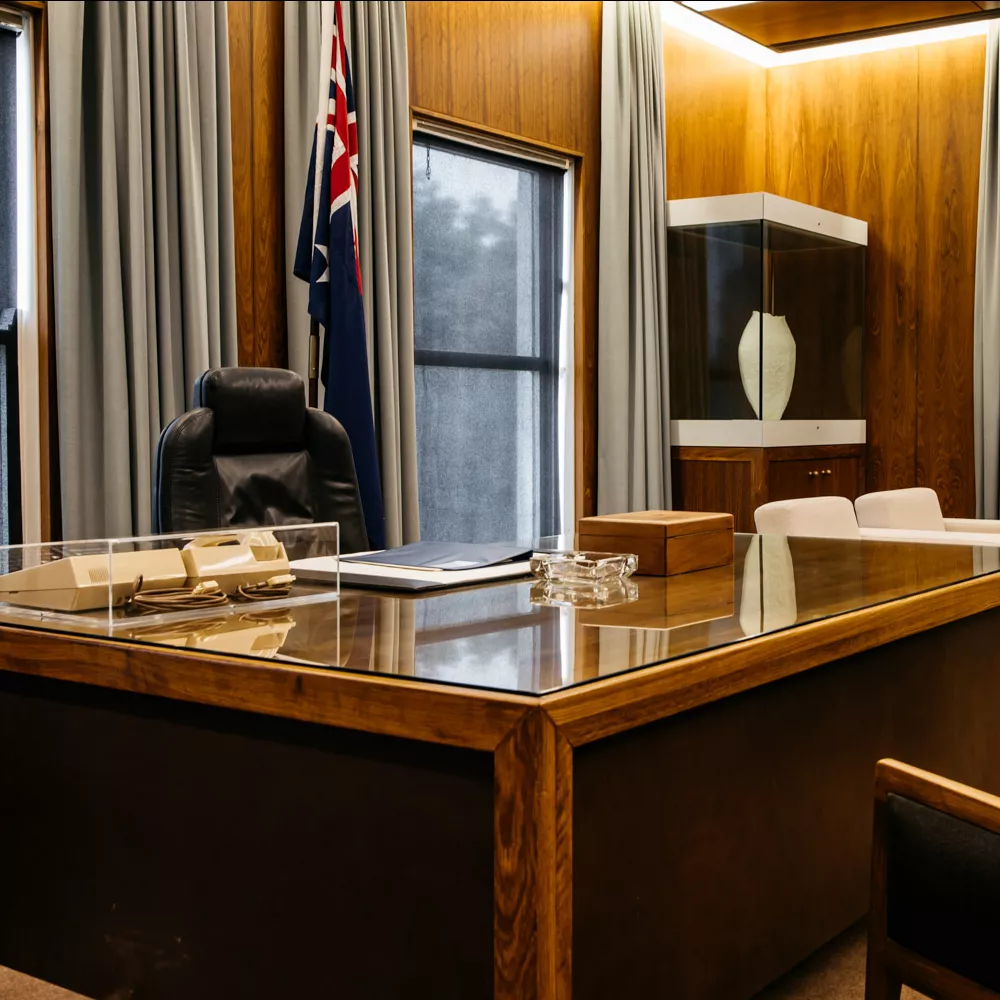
xmin=867 ymin=759 xmax=1000 ymax=1000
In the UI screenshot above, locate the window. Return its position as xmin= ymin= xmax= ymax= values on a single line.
xmin=0 ymin=12 xmax=23 ymax=545
xmin=412 ymin=128 xmax=573 ymax=545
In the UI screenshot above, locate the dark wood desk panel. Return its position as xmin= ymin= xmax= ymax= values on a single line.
xmin=573 ymin=607 xmax=1000 ymax=1000
xmin=0 ymin=672 xmax=494 ymax=1000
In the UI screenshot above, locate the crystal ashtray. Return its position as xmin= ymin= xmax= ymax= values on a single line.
xmin=529 ymin=550 xmax=638 ymax=585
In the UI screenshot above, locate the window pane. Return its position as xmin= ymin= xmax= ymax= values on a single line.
xmin=416 ymin=366 xmax=543 ymax=544
xmin=412 ymin=134 xmax=567 ymax=544
xmin=0 ymin=30 xmax=16 ymax=312
xmin=413 ymin=140 xmax=554 ymax=358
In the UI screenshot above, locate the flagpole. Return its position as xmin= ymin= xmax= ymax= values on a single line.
xmin=308 ymin=320 xmax=319 ymax=408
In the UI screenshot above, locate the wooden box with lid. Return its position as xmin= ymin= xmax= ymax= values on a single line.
xmin=577 ymin=510 xmax=734 ymax=577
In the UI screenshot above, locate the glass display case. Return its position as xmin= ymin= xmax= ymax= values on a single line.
xmin=667 ymin=192 xmax=866 ymax=447
xmin=0 ymin=521 xmax=340 ymax=632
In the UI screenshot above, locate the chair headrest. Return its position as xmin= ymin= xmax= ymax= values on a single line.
xmin=854 ymin=488 xmax=945 ymax=531
xmin=754 ymin=496 xmax=861 ymax=539
xmin=194 ymin=368 xmax=307 ymax=452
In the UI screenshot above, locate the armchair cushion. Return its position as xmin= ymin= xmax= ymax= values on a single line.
xmin=855 ymin=487 xmax=946 ymax=531
xmin=753 ymin=496 xmax=861 ymax=539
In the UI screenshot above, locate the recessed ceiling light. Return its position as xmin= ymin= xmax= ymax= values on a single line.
xmin=662 ymin=1 xmax=990 ymax=67
xmin=664 ymin=1 xmax=777 ymax=66
xmin=683 ymin=1 xmax=756 ymax=10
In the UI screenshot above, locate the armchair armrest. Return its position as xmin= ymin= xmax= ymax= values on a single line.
xmin=944 ymin=518 xmax=1000 ymax=534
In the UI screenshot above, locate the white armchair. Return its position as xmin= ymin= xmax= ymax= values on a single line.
xmin=854 ymin=488 xmax=1000 ymax=535
xmin=753 ymin=496 xmax=861 ymax=539
xmin=753 ymin=492 xmax=1000 ymax=571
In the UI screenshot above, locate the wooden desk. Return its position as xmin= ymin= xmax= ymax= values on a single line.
xmin=1 ymin=536 xmax=1000 ymax=999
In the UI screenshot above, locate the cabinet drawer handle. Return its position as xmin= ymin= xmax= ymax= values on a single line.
xmin=823 ymin=469 xmax=832 ymax=476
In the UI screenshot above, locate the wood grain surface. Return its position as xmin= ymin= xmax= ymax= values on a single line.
xmin=671 ymin=445 xmax=865 ymax=531
xmin=407 ymin=1 xmax=602 ymax=517
xmin=572 ymin=608 xmax=1000 ymax=999
xmin=915 ymin=37 xmax=985 ymax=517
xmin=767 ymin=47 xmax=921 ymax=502
xmin=672 ymin=451 xmax=760 ymax=533
xmin=767 ymin=455 xmax=863 ymax=502
xmin=0 ymin=624 xmax=531 ymax=751
xmin=542 ymin=569 xmax=1000 ymax=745
xmin=662 ymin=28 xmax=766 ymax=199
xmin=494 ymin=711 xmax=573 ymax=1000
xmin=227 ymin=2 xmax=254 ymax=366
xmin=708 ymin=1 xmax=985 ymax=51
xmin=250 ymin=2 xmax=287 ymax=369
xmin=664 ymin=529 xmax=734 ymax=575
xmin=228 ymin=1 xmax=287 ymax=369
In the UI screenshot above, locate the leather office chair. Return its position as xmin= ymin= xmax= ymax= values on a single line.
xmin=152 ymin=367 xmax=369 ymax=552
xmin=866 ymin=759 xmax=1000 ymax=1000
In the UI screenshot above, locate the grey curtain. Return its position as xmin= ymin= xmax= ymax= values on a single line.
xmin=49 ymin=1 xmax=237 ymax=540
xmin=597 ymin=0 xmax=670 ymax=514
xmin=284 ymin=1 xmax=418 ymax=547
xmin=976 ymin=23 xmax=1000 ymax=518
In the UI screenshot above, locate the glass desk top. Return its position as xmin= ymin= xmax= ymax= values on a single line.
xmin=3 ymin=534 xmax=998 ymax=696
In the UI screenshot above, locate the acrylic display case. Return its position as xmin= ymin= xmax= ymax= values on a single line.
xmin=0 ymin=521 xmax=340 ymax=633
xmin=667 ymin=192 xmax=866 ymax=448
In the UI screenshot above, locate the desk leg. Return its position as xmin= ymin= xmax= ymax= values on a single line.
xmin=494 ymin=709 xmax=573 ymax=1000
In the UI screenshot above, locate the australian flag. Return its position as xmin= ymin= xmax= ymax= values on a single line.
xmin=294 ymin=0 xmax=385 ymax=549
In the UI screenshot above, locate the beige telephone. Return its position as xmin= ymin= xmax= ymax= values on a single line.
xmin=0 ymin=531 xmax=293 ymax=614
xmin=0 ymin=549 xmax=188 ymax=613
xmin=181 ymin=531 xmax=291 ymax=592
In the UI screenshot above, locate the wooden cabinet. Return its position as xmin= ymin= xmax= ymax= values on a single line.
xmin=672 ymin=444 xmax=866 ymax=532
xmin=768 ymin=456 xmax=862 ymax=502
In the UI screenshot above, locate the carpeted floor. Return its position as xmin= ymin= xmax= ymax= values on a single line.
xmin=0 ymin=968 xmax=90 ymax=1000
xmin=0 ymin=926 xmax=929 ymax=1000
xmin=752 ymin=922 xmax=925 ymax=1000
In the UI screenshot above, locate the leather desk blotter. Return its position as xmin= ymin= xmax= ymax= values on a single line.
xmin=577 ymin=510 xmax=734 ymax=576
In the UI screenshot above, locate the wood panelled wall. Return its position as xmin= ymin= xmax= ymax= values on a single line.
xmin=663 ymin=29 xmax=986 ymax=517
xmin=407 ymin=1 xmax=603 ymax=519
xmin=228 ymin=1 xmax=287 ymax=369
xmin=663 ymin=30 xmax=766 ymax=199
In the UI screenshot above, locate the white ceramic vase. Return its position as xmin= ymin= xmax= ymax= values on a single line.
xmin=737 ymin=311 xmax=797 ymax=419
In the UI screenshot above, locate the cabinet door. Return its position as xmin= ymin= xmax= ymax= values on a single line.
xmin=819 ymin=458 xmax=862 ymax=500
xmin=768 ymin=457 xmax=862 ymax=503
xmin=768 ymin=459 xmax=822 ymax=501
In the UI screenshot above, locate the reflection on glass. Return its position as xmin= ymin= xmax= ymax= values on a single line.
xmin=738 ymin=535 xmax=797 ymax=637
xmin=7 ymin=535 xmax=996 ymax=697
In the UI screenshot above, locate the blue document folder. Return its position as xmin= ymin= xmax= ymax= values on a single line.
xmin=341 ymin=541 xmax=532 ymax=572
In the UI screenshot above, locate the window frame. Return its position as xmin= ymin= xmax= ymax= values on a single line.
xmin=410 ymin=116 xmax=575 ymax=543
xmin=2 ymin=1 xmax=51 ymax=543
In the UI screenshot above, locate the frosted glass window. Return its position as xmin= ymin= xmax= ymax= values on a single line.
xmin=0 ymin=29 xmax=20 ymax=545
xmin=412 ymin=134 xmax=568 ymax=544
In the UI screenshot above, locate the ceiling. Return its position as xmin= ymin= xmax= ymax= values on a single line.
xmin=683 ymin=1 xmax=1000 ymax=52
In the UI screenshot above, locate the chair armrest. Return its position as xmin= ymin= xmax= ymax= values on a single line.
xmin=861 ymin=526 xmax=1000 ymax=547
xmin=944 ymin=518 xmax=1000 ymax=534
